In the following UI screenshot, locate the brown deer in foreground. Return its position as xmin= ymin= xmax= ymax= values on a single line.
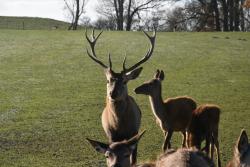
xmin=85 ymin=29 xmax=156 ymax=165
xmin=87 ymin=131 xmax=146 ymax=167
xmin=156 ymin=148 xmax=215 ymax=167
xmin=87 ymin=132 xmax=214 ymax=167
xmin=187 ymin=104 xmax=221 ymax=167
xmin=226 ymin=129 xmax=250 ymax=167
xmin=134 ymin=70 xmax=197 ymax=151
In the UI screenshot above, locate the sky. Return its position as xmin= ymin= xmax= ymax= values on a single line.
xmin=0 ymin=0 xmax=98 ymax=22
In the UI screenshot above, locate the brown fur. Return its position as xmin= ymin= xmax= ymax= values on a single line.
xmin=156 ymin=148 xmax=215 ymax=167
xmin=226 ymin=129 xmax=250 ymax=167
xmin=187 ymin=104 xmax=221 ymax=167
xmin=135 ymin=70 xmax=197 ymax=151
xmin=87 ymin=131 xmax=145 ymax=167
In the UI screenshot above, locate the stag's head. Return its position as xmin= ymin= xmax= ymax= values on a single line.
xmin=86 ymin=131 xmax=145 ymax=167
xmin=85 ymin=29 xmax=156 ymax=101
xmin=134 ymin=69 xmax=164 ymax=96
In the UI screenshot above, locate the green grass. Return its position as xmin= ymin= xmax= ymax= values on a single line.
xmin=0 ymin=30 xmax=250 ymax=166
xmin=0 ymin=16 xmax=70 ymax=30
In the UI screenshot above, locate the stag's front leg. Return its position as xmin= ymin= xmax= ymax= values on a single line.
xmin=162 ymin=130 xmax=173 ymax=151
xmin=131 ymin=144 xmax=138 ymax=166
xmin=181 ymin=131 xmax=187 ymax=148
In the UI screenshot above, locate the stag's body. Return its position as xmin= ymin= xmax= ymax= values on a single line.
xmin=227 ymin=129 xmax=250 ymax=167
xmin=102 ymin=96 xmax=141 ymax=141
xmin=187 ymin=104 xmax=221 ymax=167
xmin=85 ymin=29 xmax=156 ymax=165
xmin=156 ymin=148 xmax=215 ymax=167
xmin=135 ymin=70 xmax=197 ymax=151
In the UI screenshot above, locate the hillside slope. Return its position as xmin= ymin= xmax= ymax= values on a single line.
xmin=0 ymin=16 xmax=70 ymax=30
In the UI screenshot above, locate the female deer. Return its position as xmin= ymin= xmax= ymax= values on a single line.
xmin=134 ymin=70 xmax=197 ymax=151
xmin=87 ymin=131 xmax=146 ymax=167
xmin=187 ymin=104 xmax=221 ymax=167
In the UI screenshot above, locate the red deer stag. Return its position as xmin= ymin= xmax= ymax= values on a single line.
xmin=85 ymin=29 xmax=156 ymax=165
xmin=134 ymin=70 xmax=197 ymax=151
xmin=227 ymin=129 xmax=250 ymax=167
xmin=187 ymin=104 xmax=221 ymax=167
xmin=86 ymin=131 xmax=146 ymax=167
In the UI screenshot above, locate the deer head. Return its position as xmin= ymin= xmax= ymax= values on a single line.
xmin=86 ymin=131 xmax=146 ymax=167
xmin=85 ymin=29 xmax=156 ymax=101
xmin=235 ymin=129 xmax=250 ymax=165
xmin=134 ymin=69 xmax=164 ymax=96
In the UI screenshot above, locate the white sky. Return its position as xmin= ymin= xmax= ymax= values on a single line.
xmin=0 ymin=0 xmax=98 ymax=22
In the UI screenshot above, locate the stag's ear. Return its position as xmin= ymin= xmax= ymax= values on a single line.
xmin=86 ymin=138 xmax=109 ymax=154
xmin=158 ymin=70 xmax=165 ymax=81
xmin=124 ymin=67 xmax=143 ymax=81
xmin=154 ymin=69 xmax=160 ymax=79
xmin=126 ymin=130 xmax=146 ymax=151
xmin=237 ymin=129 xmax=249 ymax=155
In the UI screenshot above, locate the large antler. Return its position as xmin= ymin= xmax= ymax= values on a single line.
xmin=122 ymin=28 xmax=156 ymax=73
xmin=85 ymin=29 xmax=112 ymax=69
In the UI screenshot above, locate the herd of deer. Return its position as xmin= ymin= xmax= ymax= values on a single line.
xmin=84 ymin=29 xmax=250 ymax=167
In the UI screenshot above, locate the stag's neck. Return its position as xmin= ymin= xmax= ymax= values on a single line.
xmin=149 ymin=93 xmax=165 ymax=119
xmin=106 ymin=96 xmax=129 ymax=116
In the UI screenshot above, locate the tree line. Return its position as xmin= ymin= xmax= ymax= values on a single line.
xmin=64 ymin=0 xmax=250 ymax=31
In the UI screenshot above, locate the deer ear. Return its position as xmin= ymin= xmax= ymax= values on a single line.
xmin=237 ymin=129 xmax=249 ymax=155
xmin=86 ymin=138 xmax=109 ymax=154
xmin=158 ymin=70 xmax=165 ymax=81
xmin=127 ymin=130 xmax=146 ymax=151
xmin=125 ymin=67 xmax=143 ymax=81
xmin=154 ymin=69 xmax=160 ymax=79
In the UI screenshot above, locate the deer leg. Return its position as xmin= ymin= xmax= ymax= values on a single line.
xmin=162 ymin=130 xmax=173 ymax=151
xmin=181 ymin=131 xmax=187 ymax=148
xmin=213 ymin=130 xmax=221 ymax=167
xmin=203 ymin=135 xmax=210 ymax=155
xmin=209 ymin=134 xmax=215 ymax=161
xmin=131 ymin=144 xmax=138 ymax=166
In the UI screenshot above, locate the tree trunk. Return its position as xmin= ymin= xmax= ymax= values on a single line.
xmin=221 ymin=0 xmax=229 ymax=31
xmin=115 ymin=0 xmax=124 ymax=30
xmin=234 ymin=0 xmax=240 ymax=31
xmin=72 ymin=0 xmax=80 ymax=30
xmin=126 ymin=0 xmax=132 ymax=31
xmin=228 ymin=0 xmax=234 ymax=31
xmin=240 ymin=0 xmax=245 ymax=31
xmin=212 ymin=0 xmax=221 ymax=31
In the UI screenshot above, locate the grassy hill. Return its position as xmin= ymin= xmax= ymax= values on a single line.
xmin=0 ymin=30 xmax=250 ymax=166
xmin=0 ymin=16 xmax=71 ymax=30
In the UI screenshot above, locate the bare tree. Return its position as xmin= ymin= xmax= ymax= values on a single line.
xmin=96 ymin=0 xmax=166 ymax=31
xmin=64 ymin=0 xmax=88 ymax=30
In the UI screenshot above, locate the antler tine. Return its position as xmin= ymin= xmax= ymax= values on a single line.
xmin=123 ymin=28 xmax=156 ymax=73
xmin=85 ymin=29 xmax=108 ymax=69
xmin=108 ymin=53 xmax=112 ymax=69
xmin=122 ymin=53 xmax=127 ymax=72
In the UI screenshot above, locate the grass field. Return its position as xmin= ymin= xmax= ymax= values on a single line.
xmin=0 ymin=16 xmax=70 ymax=30
xmin=0 ymin=29 xmax=250 ymax=166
